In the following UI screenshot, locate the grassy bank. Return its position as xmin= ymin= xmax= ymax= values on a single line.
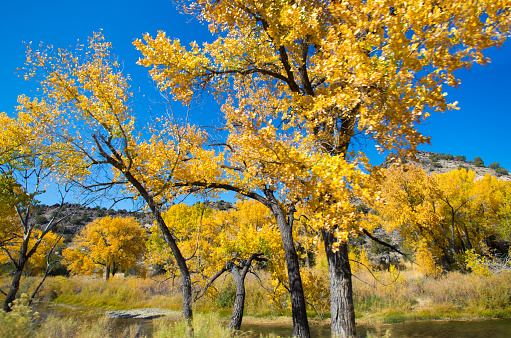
xmin=0 ymin=294 xmax=278 ymax=338
xmin=353 ymin=265 xmax=511 ymax=324
xmin=1 ymin=266 xmax=511 ymax=327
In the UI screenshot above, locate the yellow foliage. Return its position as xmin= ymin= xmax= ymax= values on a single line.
xmin=146 ymin=201 xmax=284 ymax=295
xmin=464 ymin=249 xmax=491 ymax=277
xmin=349 ymin=245 xmax=372 ymax=274
xmin=367 ymin=164 xmax=511 ymax=274
xmin=415 ymin=240 xmax=442 ymax=278
xmin=0 ymin=229 xmax=63 ymax=276
xmin=63 ymin=216 xmax=147 ymax=278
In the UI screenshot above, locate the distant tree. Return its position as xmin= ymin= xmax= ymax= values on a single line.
xmin=454 ymin=155 xmax=467 ymax=161
xmin=63 ymin=216 xmax=147 ymax=279
xmin=440 ymin=154 xmax=454 ymax=160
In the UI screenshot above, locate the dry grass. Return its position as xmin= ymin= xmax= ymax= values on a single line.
xmin=353 ymin=263 xmax=511 ymax=323
xmin=2 ymin=264 xmax=511 ymax=327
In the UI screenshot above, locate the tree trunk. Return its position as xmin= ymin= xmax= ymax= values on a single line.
xmin=322 ymin=229 xmax=356 ymax=338
xmin=3 ymin=235 xmax=30 ymax=312
xmin=122 ymin=170 xmax=193 ymax=330
xmin=267 ymin=197 xmax=310 ymax=338
xmin=3 ymin=268 xmax=24 ymax=312
xmin=154 ymin=209 xmax=193 ymax=327
xmin=228 ymin=265 xmax=246 ymax=330
xmin=105 ymin=265 xmax=111 ymax=280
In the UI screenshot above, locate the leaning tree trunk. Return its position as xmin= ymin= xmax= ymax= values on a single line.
xmin=154 ymin=206 xmax=194 ymax=327
xmin=267 ymin=196 xmax=310 ymax=338
xmin=3 ymin=238 xmax=29 ymax=312
xmin=122 ymin=171 xmax=194 ymax=330
xmin=3 ymin=267 xmax=25 ymax=312
xmin=322 ymin=229 xmax=356 ymax=338
xmin=227 ymin=253 xmax=265 ymax=330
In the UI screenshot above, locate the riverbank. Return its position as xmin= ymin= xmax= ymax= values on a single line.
xmin=2 ymin=267 xmax=511 ymax=335
xmin=24 ymin=301 xmax=511 ymax=338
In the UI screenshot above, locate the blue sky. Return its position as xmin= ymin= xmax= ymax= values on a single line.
xmin=1 ymin=1 xmax=510 ymax=206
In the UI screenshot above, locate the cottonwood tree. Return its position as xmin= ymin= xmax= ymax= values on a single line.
xmin=146 ymin=200 xmax=283 ymax=330
xmin=0 ymin=113 xmax=69 ymax=312
xmin=18 ymin=34 xmax=225 ymax=327
xmin=63 ymin=216 xmax=147 ymax=279
xmin=134 ymin=1 xmax=510 ymax=336
xmin=365 ymin=165 xmax=509 ymax=274
xmin=199 ymin=200 xmax=282 ymax=330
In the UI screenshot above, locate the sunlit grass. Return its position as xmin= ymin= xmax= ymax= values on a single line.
xmin=353 ymin=263 xmax=511 ymax=323
xmin=2 ymin=264 xmax=511 ymax=327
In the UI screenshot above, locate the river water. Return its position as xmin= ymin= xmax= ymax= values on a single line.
xmin=242 ymin=319 xmax=511 ymax=337
xmin=34 ymin=303 xmax=511 ymax=337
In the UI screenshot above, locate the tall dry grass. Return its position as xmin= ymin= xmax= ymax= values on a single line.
xmin=352 ymin=263 xmax=511 ymax=323
xmin=2 ymin=263 xmax=511 ymax=326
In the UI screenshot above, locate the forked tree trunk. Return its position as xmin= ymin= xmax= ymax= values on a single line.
xmin=227 ymin=253 xmax=265 ymax=330
xmin=105 ymin=265 xmax=111 ymax=280
xmin=322 ymin=229 xmax=356 ymax=338
xmin=228 ymin=265 xmax=246 ymax=330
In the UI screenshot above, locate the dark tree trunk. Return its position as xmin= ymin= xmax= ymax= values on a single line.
xmin=112 ymin=263 xmax=118 ymax=277
xmin=227 ymin=253 xmax=265 ymax=330
xmin=228 ymin=265 xmax=246 ymax=330
xmin=105 ymin=265 xmax=111 ymax=280
xmin=267 ymin=195 xmax=310 ymax=338
xmin=322 ymin=229 xmax=356 ymax=338
xmin=3 ymin=237 xmax=29 ymax=312
xmin=177 ymin=182 xmax=311 ymax=337
xmin=3 ymin=268 xmax=24 ymax=312
xmin=152 ymin=201 xmax=194 ymax=327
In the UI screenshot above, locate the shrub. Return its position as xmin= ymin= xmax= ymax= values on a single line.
xmin=454 ymin=155 xmax=466 ymax=161
xmin=439 ymin=153 xmax=454 ymax=160
xmin=80 ymin=214 xmax=91 ymax=223
xmin=473 ymin=157 xmax=485 ymax=167
xmin=489 ymin=162 xmax=500 ymax=170
xmin=429 ymin=154 xmax=440 ymax=162
xmin=496 ymin=167 xmax=509 ymax=176
xmin=0 ymin=294 xmax=38 ymax=338
xmin=69 ymin=218 xmax=82 ymax=225
xmin=216 ymin=282 xmax=236 ymax=308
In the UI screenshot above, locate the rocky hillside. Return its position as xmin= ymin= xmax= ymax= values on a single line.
xmin=31 ymin=200 xmax=234 ymax=242
xmin=382 ymin=151 xmax=510 ymax=181
xmin=31 ymin=204 xmax=153 ymax=242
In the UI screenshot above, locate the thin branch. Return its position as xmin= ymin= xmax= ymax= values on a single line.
xmin=362 ymin=229 xmax=407 ymax=256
